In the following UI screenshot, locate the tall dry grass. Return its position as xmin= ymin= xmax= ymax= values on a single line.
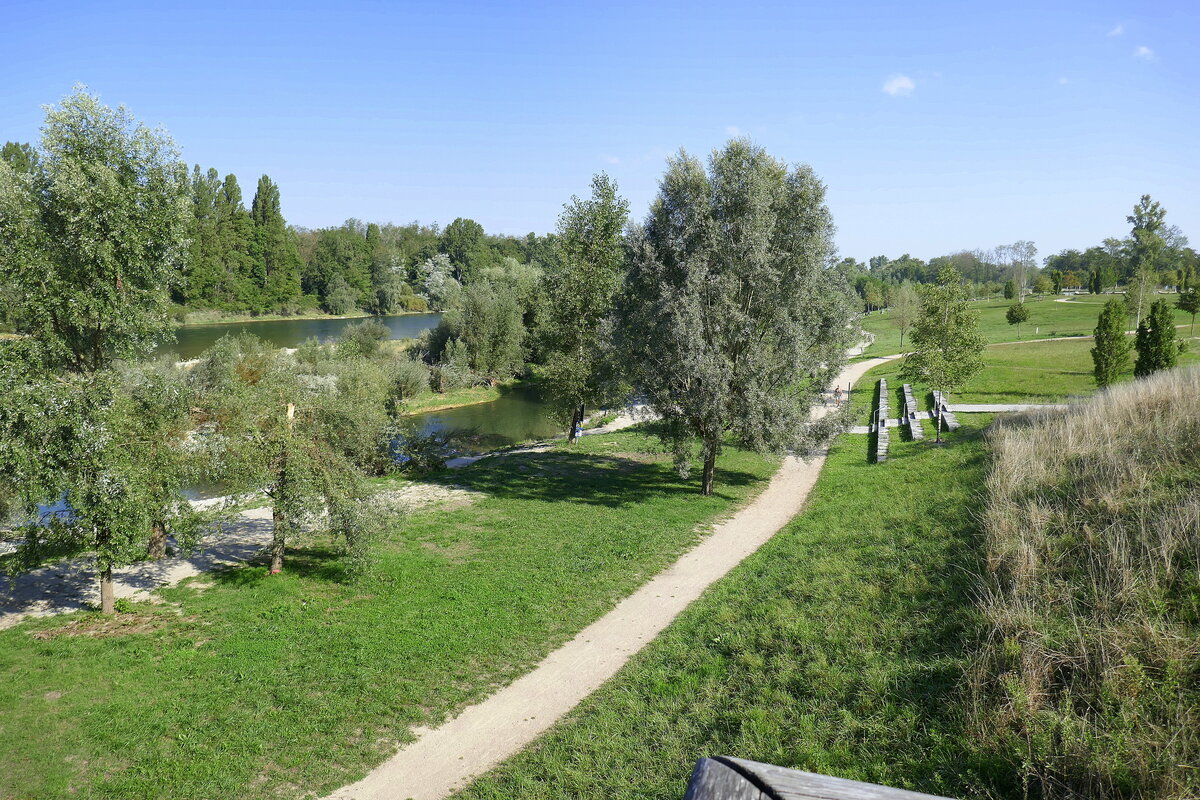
xmin=970 ymin=366 xmax=1200 ymax=799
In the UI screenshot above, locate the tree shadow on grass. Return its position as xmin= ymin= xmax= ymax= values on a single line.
xmin=209 ymin=544 xmax=351 ymax=588
xmin=428 ymin=451 xmax=762 ymax=509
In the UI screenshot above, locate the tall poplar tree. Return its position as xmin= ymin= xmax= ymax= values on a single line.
xmin=539 ymin=173 xmax=630 ymax=440
xmin=251 ymin=175 xmax=303 ymax=310
xmin=215 ymin=174 xmax=256 ymax=308
xmin=619 ymin=140 xmax=855 ymax=495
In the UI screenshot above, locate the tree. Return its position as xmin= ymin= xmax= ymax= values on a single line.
xmin=1091 ymin=298 xmax=1131 ymax=388
xmin=188 ymin=335 xmax=379 ymax=575
xmin=1123 ymin=269 xmax=1156 ymax=329
xmin=618 ymin=140 xmax=855 ymax=495
xmin=0 ymin=88 xmax=194 ymax=611
xmin=538 ymin=173 xmax=630 ymax=440
xmin=1177 ymin=289 xmax=1200 ymax=335
xmin=439 ymin=217 xmax=487 ymax=283
xmin=1003 ymin=279 xmax=1017 ymax=300
xmin=250 ymin=175 xmax=304 ymax=310
xmin=1033 ymin=274 xmax=1054 ymax=294
xmin=899 ymin=267 xmax=986 ymax=442
xmin=1048 ymin=269 xmax=1063 ymax=294
xmin=415 ymin=253 xmax=460 ymax=309
xmin=1006 ymin=301 xmax=1030 ymax=339
xmin=889 ymin=283 xmax=919 ymax=349
xmin=1 ymin=141 xmax=39 ymax=173
xmin=1134 ymin=299 xmax=1178 ymax=378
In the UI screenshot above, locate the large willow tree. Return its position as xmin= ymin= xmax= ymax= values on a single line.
xmin=619 ymin=140 xmax=854 ymax=495
xmin=0 ymin=88 xmax=193 ymax=612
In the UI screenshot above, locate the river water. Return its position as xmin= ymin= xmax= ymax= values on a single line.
xmin=164 ymin=312 xmax=561 ymax=462
xmin=160 ymin=312 xmax=445 ymax=360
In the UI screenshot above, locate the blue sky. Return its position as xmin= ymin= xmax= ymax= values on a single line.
xmin=3 ymin=0 xmax=1196 ymax=262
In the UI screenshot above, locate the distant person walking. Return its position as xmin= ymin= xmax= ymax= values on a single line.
xmin=833 ymin=386 xmax=843 ymax=406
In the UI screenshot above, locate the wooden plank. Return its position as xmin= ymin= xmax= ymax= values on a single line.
xmin=683 ymin=757 xmax=766 ymax=800
xmin=721 ymin=757 xmax=957 ymax=800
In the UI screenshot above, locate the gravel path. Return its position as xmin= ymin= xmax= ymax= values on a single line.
xmin=325 ymin=354 xmax=897 ymax=800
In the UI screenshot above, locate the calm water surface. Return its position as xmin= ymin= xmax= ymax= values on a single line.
xmin=404 ymin=385 xmax=562 ymax=456
xmin=161 ymin=312 xmax=444 ymax=359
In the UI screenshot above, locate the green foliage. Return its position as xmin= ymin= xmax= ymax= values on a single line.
xmin=1092 ymin=298 xmax=1132 ymax=388
xmin=619 ymin=140 xmax=855 ymax=494
xmin=337 ymin=319 xmax=390 ymax=359
xmin=323 ymin=274 xmax=360 ymax=315
xmin=1134 ymin=299 xmax=1179 ymax=377
xmin=1004 ymin=301 xmax=1029 ymax=338
xmin=899 ymin=267 xmax=986 ymax=439
xmin=0 ymin=87 xmax=191 ymax=372
xmin=422 ymin=282 xmax=526 ymax=381
xmin=439 ymin=217 xmax=489 ymax=282
xmin=1003 ymin=278 xmax=1016 ymax=300
xmin=538 ymin=173 xmax=630 ymax=437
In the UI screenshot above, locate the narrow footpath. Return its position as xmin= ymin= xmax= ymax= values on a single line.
xmin=326 ymin=354 xmax=898 ymax=800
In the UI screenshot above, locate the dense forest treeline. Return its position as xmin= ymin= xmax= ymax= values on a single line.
xmin=2 ymin=140 xmax=558 ymax=320
xmin=178 ymin=164 xmax=561 ymax=317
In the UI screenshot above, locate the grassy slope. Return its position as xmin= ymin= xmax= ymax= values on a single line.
xmin=454 ymin=419 xmax=1003 ymax=800
xmin=0 ymin=428 xmax=776 ymax=800
xmin=860 ymin=295 xmax=1194 ymax=357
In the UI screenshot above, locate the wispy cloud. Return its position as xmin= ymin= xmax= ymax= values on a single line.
xmin=1107 ymin=23 xmax=1124 ymax=36
xmin=882 ymin=74 xmax=915 ymax=97
xmin=725 ymin=125 xmax=742 ymax=137
xmin=1134 ymin=45 xmax=1155 ymax=60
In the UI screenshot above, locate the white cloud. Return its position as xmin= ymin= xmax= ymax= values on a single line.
xmin=882 ymin=74 xmax=915 ymax=97
xmin=602 ymin=154 xmax=620 ymax=165
xmin=1058 ymin=76 xmax=1070 ymax=85
xmin=1134 ymin=45 xmax=1155 ymax=60
xmin=725 ymin=125 xmax=742 ymax=137
xmin=1107 ymin=24 xmax=1124 ymax=36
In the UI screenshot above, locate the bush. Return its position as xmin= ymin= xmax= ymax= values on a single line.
xmin=337 ymin=319 xmax=390 ymax=359
xmin=388 ymin=356 xmax=430 ymax=404
xmin=971 ymin=366 xmax=1200 ymax=799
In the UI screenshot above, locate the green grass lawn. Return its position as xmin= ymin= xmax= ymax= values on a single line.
xmin=850 ymin=337 xmax=1200 ymax=423
xmin=453 ymin=420 xmax=1009 ymax=800
xmin=0 ymin=427 xmax=777 ymax=800
xmin=860 ymin=295 xmax=1195 ymax=357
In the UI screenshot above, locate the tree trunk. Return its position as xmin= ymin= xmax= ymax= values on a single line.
xmin=270 ymin=506 xmax=286 ymax=574
xmin=567 ymin=404 xmax=581 ymax=443
xmin=701 ymin=444 xmax=717 ymax=497
xmin=99 ymin=567 xmax=115 ymax=614
xmin=935 ymin=408 xmax=944 ymax=444
xmin=148 ymin=519 xmax=167 ymax=560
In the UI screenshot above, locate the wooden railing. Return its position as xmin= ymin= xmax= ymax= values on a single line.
xmin=684 ymin=756 xmax=956 ymax=800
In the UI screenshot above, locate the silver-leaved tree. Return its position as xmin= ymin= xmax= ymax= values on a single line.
xmin=618 ymin=140 xmax=856 ymax=495
xmin=0 ymin=88 xmax=195 ymax=612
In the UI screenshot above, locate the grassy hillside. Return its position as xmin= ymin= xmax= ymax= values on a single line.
xmin=969 ymin=366 xmax=1200 ymax=799
xmin=0 ymin=428 xmax=776 ymax=800
xmin=860 ymin=295 xmax=1194 ymax=357
xmin=453 ymin=420 xmax=1002 ymax=800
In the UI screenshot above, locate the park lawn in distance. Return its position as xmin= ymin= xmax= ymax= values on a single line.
xmin=0 ymin=426 xmax=776 ymax=800
xmin=453 ymin=420 xmax=1005 ymax=800
xmin=849 ymin=338 xmax=1200 ymax=423
xmin=859 ymin=295 xmax=1193 ymax=357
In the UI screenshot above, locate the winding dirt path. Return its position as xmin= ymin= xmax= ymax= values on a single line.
xmin=326 ymin=354 xmax=897 ymax=800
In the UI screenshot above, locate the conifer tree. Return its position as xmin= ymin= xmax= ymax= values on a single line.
xmin=1091 ymin=298 xmax=1132 ymax=388
xmin=1134 ymin=299 xmax=1179 ymax=378
xmin=215 ymin=174 xmax=256 ymax=308
xmin=251 ymin=175 xmax=303 ymax=310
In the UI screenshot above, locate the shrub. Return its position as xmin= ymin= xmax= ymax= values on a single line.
xmin=970 ymin=366 xmax=1200 ymax=799
xmin=337 ymin=319 xmax=390 ymax=359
